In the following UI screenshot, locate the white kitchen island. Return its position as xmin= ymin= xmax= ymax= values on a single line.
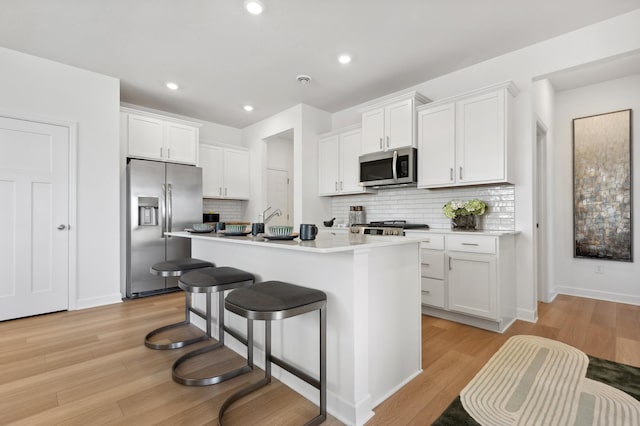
xmin=166 ymin=231 xmax=422 ymax=426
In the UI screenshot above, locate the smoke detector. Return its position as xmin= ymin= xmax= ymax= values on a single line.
xmin=296 ymin=75 xmax=312 ymax=86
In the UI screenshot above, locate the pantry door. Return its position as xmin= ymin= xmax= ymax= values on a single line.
xmin=0 ymin=116 xmax=70 ymax=321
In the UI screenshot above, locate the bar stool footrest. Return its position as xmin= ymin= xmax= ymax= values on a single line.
xmin=172 ymin=341 xmax=253 ymax=386
xmin=218 ymin=377 xmax=271 ymax=424
xmin=144 ymin=321 xmax=209 ymax=350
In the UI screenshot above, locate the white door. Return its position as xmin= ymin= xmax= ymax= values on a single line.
xmin=318 ymin=135 xmax=340 ymax=195
xmin=0 ymin=117 xmax=70 ymax=320
xmin=447 ymin=253 xmax=497 ymax=320
xmin=267 ymin=168 xmax=290 ymax=226
xmin=418 ymin=103 xmax=456 ymax=187
xmin=199 ymin=144 xmax=224 ymax=197
xmin=127 ymin=114 xmax=164 ymax=160
xmin=361 ymin=108 xmax=385 ymax=154
xmin=223 ymin=149 xmax=250 ymax=199
xmin=340 ymin=129 xmax=363 ymax=193
xmin=386 ymin=98 xmax=414 ymax=150
xmin=164 ymin=121 xmax=197 ymax=165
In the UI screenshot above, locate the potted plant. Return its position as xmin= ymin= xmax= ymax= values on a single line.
xmin=442 ymin=199 xmax=487 ymax=230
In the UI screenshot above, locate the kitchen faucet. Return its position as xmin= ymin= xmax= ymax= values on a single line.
xmin=263 ymin=207 xmax=282 ymax=224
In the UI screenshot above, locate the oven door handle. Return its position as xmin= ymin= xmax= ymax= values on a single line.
xmin=392 ymin=150 xmax=398 ymax=181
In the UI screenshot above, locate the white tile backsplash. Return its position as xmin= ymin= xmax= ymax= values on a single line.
xmin=203 ymin=199 xmax=247 ymax=222
xmin=331 ymin=185 xmax=515 ymax=231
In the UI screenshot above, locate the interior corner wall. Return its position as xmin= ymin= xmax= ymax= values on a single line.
xmin=0 ymin=47 xmax=122 ymax=308
xmin=553 ymin=73 xmax=640 ymax=305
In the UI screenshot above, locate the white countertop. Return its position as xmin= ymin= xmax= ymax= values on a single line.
xmin=403 ymin=229 xmax=519 ymax=236
xmin=166 ymin=231 xmax=419 ymax=253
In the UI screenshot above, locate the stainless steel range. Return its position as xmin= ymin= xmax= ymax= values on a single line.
xmin=350 ymin=220 xmax=429 ymax=236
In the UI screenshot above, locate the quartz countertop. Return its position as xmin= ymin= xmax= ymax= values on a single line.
xmin=404 ymin=229 xmax=519 ymax=237
xmin=166 ymin=231 xmax=419 ymax=254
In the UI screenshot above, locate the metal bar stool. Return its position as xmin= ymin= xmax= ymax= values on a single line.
xmin=172 ymin=266 xmax=255 ymax=386
xmin=218 ymin=281 xmax=327 ymax=426
xmin=144 ymin=258 xmax=215 ymax=350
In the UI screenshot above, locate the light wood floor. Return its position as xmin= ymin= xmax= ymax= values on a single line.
xmin=1 ymin=293 xmax=638 ymax=425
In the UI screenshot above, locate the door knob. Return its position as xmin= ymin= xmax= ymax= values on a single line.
xmin=57 ymin=224 xmax=66 ymax=230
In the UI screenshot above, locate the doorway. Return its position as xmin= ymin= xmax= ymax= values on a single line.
xmin=265 ymin=129 xmax=293 ymax=226
xmin=0 ymin=116 xmax=71 ymax=320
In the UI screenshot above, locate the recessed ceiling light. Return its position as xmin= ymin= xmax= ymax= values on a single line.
xmin=244 ymin=105 xmax=254 ymax=112
xmin=166 ymin=82 xmax=179 ymax=90
xmin=338 ymin=54 xmax=352 ymax=64
xmin=244 ymin=0 xmax=264 ymax=14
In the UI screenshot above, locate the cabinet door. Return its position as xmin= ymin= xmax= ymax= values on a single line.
xmin=127 ymin=114 xmax=164 ymax=160
xmin=165 ymin=122 xmax=198 ymax=165
xmin=361 ymin=108 xmax=385 ymax=154
xmin=456 ymin=90 xmax=505 ymax=184
xmin=199 ymin=145 xmax=224 ymax=198
xmin=447 ymin=252 xmax=497 ymax=320
xmin=385 ymin=98 xmax=415 ymax=150
xmin=418 ymin=104 xmax=456 ymax=187
xmin=318 ymin=135 xmax=340 ymax=195
xmin=223 ymin=149 xmax=250 ymax=199
xmin=339 ymin=129 xmax=364 ymax=193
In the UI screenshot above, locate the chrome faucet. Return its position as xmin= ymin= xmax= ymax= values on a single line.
xmin=263 ymin=208 xmax=282 ymax=224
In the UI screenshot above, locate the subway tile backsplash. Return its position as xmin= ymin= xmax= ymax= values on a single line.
xmin=331 ymin=185 xmax=515 ymax=231
xmin=203 ymin=199 xmax=247 ymax=222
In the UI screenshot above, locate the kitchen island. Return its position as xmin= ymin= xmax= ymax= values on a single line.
xmin=166 ymin=231 xmax=422 ymax=425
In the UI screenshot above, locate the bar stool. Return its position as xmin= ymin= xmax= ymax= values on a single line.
xmin=218 ymin=281 xmax=327 ymax=426
xmin=172 ymin=266 xmax=255 ymax=386
xmin=144 ymin=258 xmax=215 ymax=350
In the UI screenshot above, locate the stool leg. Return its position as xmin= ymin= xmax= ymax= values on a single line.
xmin=218 ymin=320 xmax=272 ymax=424
xmin=172 ymin=292 xmax=254 ymax=386
xmin=144 ymin=291 xmax=208 ymax=350
xmin=306 ymin=305 xmax=327 ymax=426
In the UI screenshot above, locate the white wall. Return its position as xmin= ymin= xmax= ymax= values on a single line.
xmin=0 ymin=47 xmax=121 ymax=308
xmin=242 ymin=104 xmax=332 ymax=226
xmin=553 ymin=73 xmax=640 ymax=304
xmin=331 ymin=9 xmax=640 ymax=321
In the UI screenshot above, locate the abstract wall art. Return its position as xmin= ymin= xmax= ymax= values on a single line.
xmin=573 ymin=109 xmax=632 ymax=261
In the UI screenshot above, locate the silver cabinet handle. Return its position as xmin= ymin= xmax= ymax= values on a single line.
xmin=448 ymin=257 xmax=452 ymax=271
xmin=57 ymin=224 xmax=66 ymax=230
xmin=335 ymin=181 xmax=338 ymax=191
xmin=219 ymin=187 xmax=222 ymax=196
xmin=392 ymin=150 xmax=398 ymax=181
xmin=224 ymin=187 xmax=228 ymax=196
xmin=386 ymin=135 xmax=390 ymax=148
xmin=461 ymin=243 xmax=479 ymax=246
xmin=167 ymin=148 xmax=171 ymax=159
xmin=340 ymin=181 xmax=344 ymax=190
xmin=424 ymin=239 xmax=431 ymax=243
xmin=425 ymin=290 xmax=431 ymax=294
xmin=450 ymin=168 xmax=454 ymax=181
xmin=379 ymin=137 xmax=383 ymax=149
xmin=459 ymin=166 xmax=463 ymax=180
xmin=160 ymin=147 xmax=163 ymax=157
xmin=423 ymin=263 xmax=430 ymax=266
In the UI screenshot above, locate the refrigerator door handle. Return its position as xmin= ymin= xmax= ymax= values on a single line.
xmin=167 ymin=183 xmax=173 ymax=236
xmin=160 ymin=184 xmax=166 ymax=238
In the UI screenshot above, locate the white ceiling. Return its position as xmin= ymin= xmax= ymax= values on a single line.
xmin=1 ymin=0 xmax=639 ymax=128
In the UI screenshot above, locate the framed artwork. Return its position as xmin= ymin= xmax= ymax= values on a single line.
xmin=573 ymin=109 xmax=632 ymax=261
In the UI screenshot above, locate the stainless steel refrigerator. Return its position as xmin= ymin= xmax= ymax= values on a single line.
xmin=126 ymin=159 xmax=203 ymax=297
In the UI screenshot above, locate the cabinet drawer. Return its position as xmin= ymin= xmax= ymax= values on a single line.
xmin=419 ymin=234 xmax=445 ymax=250
xmin=447 ymin=235 xmax=496 ymax=254
xmin=421 ymin=251 xmax=444 ymax=279
xmin=421 ymin=278 xmax=445 ymax=308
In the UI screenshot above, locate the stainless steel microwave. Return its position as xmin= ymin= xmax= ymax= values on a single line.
xmin=359 ymin=147 xmax=417 ymax=187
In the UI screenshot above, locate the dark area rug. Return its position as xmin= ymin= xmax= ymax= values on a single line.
xmin=432 ymin=355 xmax=640 ymax=425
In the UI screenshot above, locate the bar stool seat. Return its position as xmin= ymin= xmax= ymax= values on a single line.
xmin=171 ymin=267 xmax=255 ymax=386
xmin=144 ymin=258 xmax=215 ymax=350
xmin=219 ymin=281 xmax=327 ymax=426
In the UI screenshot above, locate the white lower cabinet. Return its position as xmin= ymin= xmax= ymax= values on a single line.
xmin=407 ymin=231 xmax=516 ymax=333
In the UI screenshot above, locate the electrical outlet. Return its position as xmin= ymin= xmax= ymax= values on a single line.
xmin=595 ymin=265 xmax=604 ymax=274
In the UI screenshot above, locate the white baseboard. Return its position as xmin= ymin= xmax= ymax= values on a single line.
xmin=75 ymin=293 xmax=123 ymax=310
xmin=556 ymin=286 xmax=640 ymax=305
xmin=516 ymin=308 xmax=537 ymax=323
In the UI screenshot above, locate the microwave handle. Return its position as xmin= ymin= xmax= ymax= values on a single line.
xmin=392 ymin=150 xmax=398 ymax=181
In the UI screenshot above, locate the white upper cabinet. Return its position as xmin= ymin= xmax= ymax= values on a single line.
xmin=199 ymin=144 xmax=249 ymax=200
xmin=318 ymin=126 xmax=371 ymax=196
xmin=123 ymin=108 xmax=200 ymax=165
xmin=360 ymin=92 xmax=429 ymax=155
xmin=417 ymin=81 xmax=518 ymax=188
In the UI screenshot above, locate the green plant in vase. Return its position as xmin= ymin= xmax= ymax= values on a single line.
xmin=443 ymin=199 xmax=487 ymax=230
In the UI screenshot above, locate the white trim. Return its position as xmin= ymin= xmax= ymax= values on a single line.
xmin=516 ymin=308 xmax=538 ymax=323
xmin=75 ymin=293 xmax=123 ymax=310
xmin=556 ymin=286 xmax=640 ymax=306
